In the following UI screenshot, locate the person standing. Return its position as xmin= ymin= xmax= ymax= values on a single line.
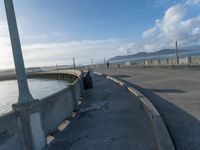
xmin=107 ymin=62 xmax=110 ymax=69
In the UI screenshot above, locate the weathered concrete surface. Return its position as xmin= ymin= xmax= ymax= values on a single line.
xmin=105 ymin=75 xmax=174 ymax=150
xmin=0 ymin=112 xmax=23 ymax=150
xmin=48 ymin=74 xmax=157 ymax=150
xmin=0 ymin=69 xmax=83 ymax=150
xmin=95 ymin=67 xmax=200 ymax=150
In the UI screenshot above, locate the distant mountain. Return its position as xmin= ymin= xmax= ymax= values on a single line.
xmin=109 ymin=46 xmax=200 ymax=62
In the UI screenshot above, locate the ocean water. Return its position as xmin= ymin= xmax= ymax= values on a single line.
xmin=0 ymin=79 xmax=68 ymax=115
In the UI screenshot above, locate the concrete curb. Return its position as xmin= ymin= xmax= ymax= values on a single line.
xmin=94 ymin=72 xmax=175 ymax=150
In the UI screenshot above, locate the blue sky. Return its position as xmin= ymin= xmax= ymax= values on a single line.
xmin=0 ymin=0 xmax=200 ymax=69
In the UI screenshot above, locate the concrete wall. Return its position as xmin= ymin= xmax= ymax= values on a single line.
xmin=179 ymin=57 xmax=189 ymax=64
xmin=98 ymin=56 xmax=200 ymax=69
xmin=160 ymin=59 xmax=168 ymax=65
xmin=0 ymin=112 xmax=23 ymax=150
xmin=190 ymin=56 xmax=200 ymax=64
xmin=70 ymin=79 xmax=82 ymax=107
xmin=0 ymin=69 xmax=84 ymax=150
xmin=40 ymin=87 xmax=75 ymax=135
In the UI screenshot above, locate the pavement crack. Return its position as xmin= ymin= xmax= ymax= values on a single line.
xmin=79 ymin=102 xmax=109 ymax=113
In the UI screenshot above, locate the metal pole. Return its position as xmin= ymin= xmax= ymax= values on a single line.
xmin=91 ymin=58 xmax=93 ymax=68
xmin=4 ymin=0 xmax=33 ymax=104
xmin=73 ymin=57 xmax=75 ymax=69
xmin=175 ymin=40 xmax=179 ymax=65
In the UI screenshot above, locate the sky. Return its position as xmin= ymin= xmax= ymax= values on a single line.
xmin=0 ymin=0 xmax=200 ymax=69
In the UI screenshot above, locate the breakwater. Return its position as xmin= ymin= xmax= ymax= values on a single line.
xmin=0 ymin=79 xmax=68 ymax=115
xmin=0 ymin=69 xmax=84 ymax=150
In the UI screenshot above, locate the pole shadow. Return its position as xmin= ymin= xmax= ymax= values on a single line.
xmin=150 ymin=89 xmax=185 ymax=93
xmin=111 ymin=75 xmax=131 ymax=78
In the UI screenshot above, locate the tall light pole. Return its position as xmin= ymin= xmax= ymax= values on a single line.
xmin=4 ymin=0 xmax=33 ymax=104
xmin=91 ymin=58 xmax=93 ymax=68
xmin=4 ymin=1 xmax=46 ymax=150
xmin=73 ymin=57 xmax=76 ymax=69
xmin=175 ymin=40 xmax=179 ymax=65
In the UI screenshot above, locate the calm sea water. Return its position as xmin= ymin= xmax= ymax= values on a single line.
xmin=0 ymin=79 xmax=68 ymax=115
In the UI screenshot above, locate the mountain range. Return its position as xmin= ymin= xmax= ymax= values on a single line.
xmin=109 ymin=46 xmax=200 ymax=62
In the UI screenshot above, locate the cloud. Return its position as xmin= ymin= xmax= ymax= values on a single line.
xmin=143 ymin=2 xmax=200 ymax=50
xmin=0 ymin=18 xmax=131 ymax=68
xmin=24 ymin=32 xmax=68 ymax=42
xmin=143 ymin=21 xmax=158 ymax=38
xmin=0 ymin=22 xmax=14 ymax=67
xmin=0 ymin=17 xmax=132 ymax=69
xmin=0 ymin=22 xmax=10 ymax=47
xmin=20 ymin=39 xmax=130 ymax=67
xmin=116 ymin=43 xmax=135 ymax=55
xmin=185 ymin=0 xmax=200 ymax=5
xmin=0 ymin=35 xmax=132 ymax=69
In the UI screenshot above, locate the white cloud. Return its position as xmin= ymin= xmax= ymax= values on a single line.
xmin=0 ymin=35 xmax=132 ymax=69
xmin=0 ymin=22 xmax=14 ymax=68
xmin=0 ymin=18 xmax=132 ymax=69
xmin=20 ymin=39 xmax=131 ymax=67
xmin=0 ymin=17 xmax=132 ymax=68
xmin=0 ymin=22 xmax=10 ymax=47
xmin=143 ymin=2 xmax=200 ymax=50
xmin=143 ymin=26 xmax=157 ymax=38
xmin=185 ymin=0 xmax=200 ymax=5
xmin=117 ymin=43 xmax=135 ymax=55
xmin=161 ymin=4 xmax=186 ymax=35
xmin=192 ymin=27 xmax=200 ymax=34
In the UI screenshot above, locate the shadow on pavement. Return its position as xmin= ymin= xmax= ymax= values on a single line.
xmin=119 ymin=78 xmax=200 ymax=150
xmin=151 ymin=89 xmax=185 ymax=93
xmin=111 ymin=75 xmax=131 ymax=78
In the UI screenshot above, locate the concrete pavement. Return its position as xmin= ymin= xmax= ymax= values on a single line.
xmin=95 ymin=67 xmax=200 ymax=150
xmin=48 ymin=74 xmax=157 ymax=150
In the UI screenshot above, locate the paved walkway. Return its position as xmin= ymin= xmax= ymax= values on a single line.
xmin=95 ymin=67 xmax=200 ymax=150
xmin=48 ymin=74 xmax=156 ymax=150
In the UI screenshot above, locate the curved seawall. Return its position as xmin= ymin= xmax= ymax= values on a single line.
xmin=0 ymin=69 xmax=84 ymax=150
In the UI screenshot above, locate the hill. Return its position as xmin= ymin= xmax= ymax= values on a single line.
xmin=109 ymin=46 xmax=200 ymax=62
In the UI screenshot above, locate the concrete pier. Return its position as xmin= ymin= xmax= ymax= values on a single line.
xmin=47 ymin=74 xmax=171 ymax=150
xmin=95 ymin=67 xmax=200 ymax=150
xmin=0 ymin=70 xmax=84 ymax=150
